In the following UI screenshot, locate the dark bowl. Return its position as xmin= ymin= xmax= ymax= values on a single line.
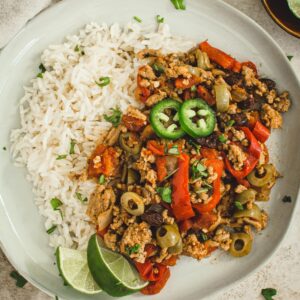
xmin=262 ymin=0 xmax=300 ymax=38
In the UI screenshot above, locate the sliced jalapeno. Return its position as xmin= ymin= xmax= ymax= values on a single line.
xmin=150 ymin=99 xmax=185 ymax=140
xmin=179 ymin=98 xmax=216 ymax=138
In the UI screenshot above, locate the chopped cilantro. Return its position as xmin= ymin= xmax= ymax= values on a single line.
xmin=3 ymin=146 xmax=7 ymax=151
xmin=171 ymin=0 xmax=186 ymax=10
xmin=37 ymin=73 xmax=43 ymax=78
xmin=10 ymin=271 xmax=27 ymax=288
xmin=56 ymin=154 xmax=67 ymax=160
xmin=75 ymin=192 xmax=88 ymax=203
xmin=50 ymin=198 xmax=63 ymax=210
xmin=287 ymin=55 xmax=293 ymax=61
xmin=261 ymin=288 xmax=277 ymax=300
xmin=218 ymin=134 xmax=227 ymax=143
xmin=74 ymin=45 xmax=85 ymax=55
xmin=199 ymin=232 xmax=208 ymax=242
xmin=96 ymin=76 xmax=110 ymax=87
xmin=167 ymin=145 xmax=180 ymax=155
xmin=126 ymin=244 xmax=141 ymax=255
xmin=46 ymin=225 xmax=57 ymax=234
xmin=37 ymin=63 xmax=46 ymax=78
xmin=133 ymin=16 xmax=142 ymax=23
xmin=69 ymin=140 xmax=76 ymax=155
xmin=156 ymin=15 xmax=165 ymax=23
xmin=104 ymin=107 xmax=122 ymax=127
xmin=234 ymin=201 xmax=244 ymax=211
xmin=191 ymin=161 xmax=207 ymax=179
xmin=98 ymin=174 xmax=106 ymax=185
xmin=157 ymin=186 xmax=172 ymax=203
xmin=152 ymin=63 xmax=164 ymax=76
xmin=227 ymin=119 xmax=235 ymax=127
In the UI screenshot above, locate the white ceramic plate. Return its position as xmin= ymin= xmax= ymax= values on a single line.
xmin=0 ymin=0 xmax=300 ymax=299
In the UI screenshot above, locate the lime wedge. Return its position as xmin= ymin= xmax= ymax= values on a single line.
xmin=87 ymin=234 xmax=148 ymax=297
xmin=287 ymin=0 xmax=300 ymax=18
xmin=56 ymin=247 xmax=101 ymax=294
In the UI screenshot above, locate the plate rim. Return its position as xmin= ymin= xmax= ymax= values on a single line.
xmin=0 ymin=0 xmax=300 ymax=299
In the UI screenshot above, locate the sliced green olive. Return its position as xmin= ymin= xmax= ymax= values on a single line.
xmin=247 ymin=164 xmax=276 ymax=187
xmin=119 ymin=132 xmax=141 ymax=155
xmin=229 ymin=233 xmax=253 ymax=257
xmin=235 ymin=188 xmax=257 ymax=205
xmin=234 ymin=203 xmax=262 ymax=221
xmin=168 ymin=238 xmax=183 ymax=254
xmin=121 ymin=192 xmax=144 ymax=216
xmin=256 ymin=187 xmax=271 ymax=202
xmin=156 ymin=225 xmax=180 ymax=248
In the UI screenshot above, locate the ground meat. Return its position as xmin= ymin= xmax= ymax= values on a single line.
xmin=230 ymin=113 xmax=249 ymax=126
xmin=162 ymin=209 xmax=174 ymax=225
xmin=183 ymin=234 xmax=211 ymax=260
xmin=145 ymin=91 xmax=167 ymax=107
xmin=234 ymin=184 xmax=247 ymax=194
xmin=119 ymin=222 xmax=152 ymax=263
xmin=238 ymin=94 xmax=261 ymax=111
xmin=122 ymin=106 xmax=147 ymax=132
xmin=261 ymin=104 xmax=282 ymax=128
xmin=139 ymin=65 xmax=157 ymax=80
xmin=224 ymin=72 xmax=243 ymax=86
xmin=104 ymin=231 xmax=118 ymax=251
xmin=242 ymin=66 xmax=267 ymax=95
xmin=231 ymin=85 xmax=248 ymax=102
xmin=227 ymin=144 xmax=247 ymax=170
xmin=213 ymin=228 xmax=232 ymax=251
xmin=273 ymin=91 xmax=291 ymax=113
xmin=260 ymin=78 xmax=276 ymax=90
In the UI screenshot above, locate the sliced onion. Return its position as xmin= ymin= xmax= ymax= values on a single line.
xmin=195 ymin=49 xmax=212 ymax=70
xmin=214 ymin=82 xmax=231 ymax=112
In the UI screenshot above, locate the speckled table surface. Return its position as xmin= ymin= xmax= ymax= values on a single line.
xmin=1 ymin=0 xmax=300 ymax=299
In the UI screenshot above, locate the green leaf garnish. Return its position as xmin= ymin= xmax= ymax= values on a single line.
xmin=10 ymin=271 xmax=27 ymax=288
xmin=167 ymin=145 xmax=180 ymax=155
xmin=104 ymin=107 xmax=122 ymax=127
xmin=75 ymin=192 xmax=88 ymax=203
xmin=50 ymin=197 xmax=63 ymax=210
xmin=74 ymin=45 xmax=85 ymax=55
xmin=133 ymin=16 xmax=142 ymax=23
xmin=152 ymin=63 xmax=164 ymax=76
xmin=157 ymin=186 xmax=172 ymax=203
xmin=125 ymin=244 xmax=141 ymax=255
xmin=191 ymin=161 xmax=207 ymax=179
xmin=37 ymin=63 xmax=46 ymax=78
xmin=69 ymin=139 xmax=76 ymax=154
xmin=199 ymin=232 xmax=208 ymax=242
xmin=218 ymin=134 xmax=227 ymax=143
xmin=234 ymin=201 xmax=244 ymax=211
xmin=282 ymin=195 xmax=292 ymax=203
xmin=37 ymin=73 xmax=43 ymax=78
xmin=261 ymin=288 xmax=277 ymax=300
xmin=96 ymin=76 xmax=111 ymax=87
xmin=56 ymin=154 xmax=67 ymax=160
xmin=46 ymin=225 xmax=57 ymax=234
xmin=171 ymin=0 xmax=186 ymax=10
xmin=287 ymin=55 xmax=293 ymax=61
xmin=156 ymin=15 xmax=165 ymax=23
xmin=98 ymin=174 xmax=106 ymax=184
xmin=227 ymin=119 xmax=235 ymax=127
xmin=191 ymin=85 xmax=197 ymax=92
xmin=3 ymin=146 xmax=7 ymax=151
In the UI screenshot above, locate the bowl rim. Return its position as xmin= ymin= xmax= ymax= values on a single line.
xmin=0 ymin=0 xmax=300 ymax=299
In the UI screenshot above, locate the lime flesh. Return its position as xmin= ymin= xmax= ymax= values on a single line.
xmin=287 ymin=0 xmax=300 ymax=18
xmin=87 ymin=234 xmax=148 ymax=297
xmin=56 ymin=247 xmax=101 ymax=294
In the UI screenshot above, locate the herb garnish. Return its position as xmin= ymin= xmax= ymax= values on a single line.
xmin=3 ymin=146 xmax=7 ymax=151
xmin=133 ymin=16 xmax=142 ymax=23
xmin=51 ymin=197 xmax=63 ymax=210
xmin=287 ymin=55 xmax=293 ymax=61
xmin=104 ymin=107 xmax=122 ymax=127
xmin=191 ymin=85 xmax=197 ymax=92
xmin=56 ymin=154 xmax=67 ymax=160
xmin=199 ymin=232 xmax=208 ymax=242
xmin=152 ymin=63 xmax=164 ymax=76
xmin=234 ymin=201 xmax=244 ymax=211
xmin=46 ymin=225 xmax=57 ymax=234
xmin=167 ymin=145 xmax=180 ymax=155
xmin=69 ymin=140 xmax=76 ymax=155
xmin=125 ymin=244 xmax=141 ymax=255
xmin=10 ymin=271 xmax=27 ymax=288
xmin=156 ymin=15 xmax=165 ymax=23
xmin=171 ymin=0 xmax=186 ymax=10
xmin=74 ymin=45 xmax=85 ymax=55
xmin=191 ymin=161 xmax=207 ymax=180
xmin=75 ymin=192 xmax=88 ymax=203
xmin=37 ymin=63 xmax=46 ymax=78
xmin=261 ymin=288 xmax=277 ymax=300
xmin=282 ymin=195 xmax=292 ymax=203
xmin=157 ymin=186 xmax=172 ymax=203
xmin=98 ymin=174 xmax=106 ymax=185
xmin=96 ymin=76 xmax=111 ymax=87
xmin=189 ymin=140 xmax=201 ymax=154
xmin=227 ymin=120 xmax=235 ymax=127
xmin=218 ymin=134 xmax=227 ymax=143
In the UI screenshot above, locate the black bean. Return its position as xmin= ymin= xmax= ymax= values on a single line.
xmin=141 ymin=212 xmax=163 ymax=227
xmin=260 ymin=78 xmax=276 ymax=90
xmin=196 ymin=132 xmax=219 ymax=149
xmin=147 ymin=204 xmax=164 ymax=214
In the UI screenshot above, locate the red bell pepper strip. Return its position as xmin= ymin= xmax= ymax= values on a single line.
xmin=247 ymin=111 xmax=259 ymax=129
xmin=197 ymin=85 xmax=216 ymax=106
xmin=147 ymin=140 xmax=165 ymax=156
xmin=252 ymin=120 xmax=270 ymax=143
xmin=225 ymin=127 xmax=262 ymax=180
xmin=232 ymin=60 xmax=242 ymax=73
xmin=161 ymin=255 xmax=178 ymax=266
xmin=141 ymin=266 xmax=171 ymax=295
xmin=241 ymin=61 xmax=257 ymax=74
xmin=175 ymin=75 xmax=201 ymax=90
xmin=199 ymin=41 xmax=236 ymax=70
xmin=156 ymin=157 xmax=168 ymax=182
xmin=179 ymin=218 xmax=194 ymax=233
xmin=193 ymin=212 xmax=218 ymax=230
xmin=171 ymin=153 xmax=195 ymax=221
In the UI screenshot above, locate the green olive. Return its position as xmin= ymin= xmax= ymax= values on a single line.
xmin=168 ymin=238 xmax=183 ymax=254
xmin=156 ymin=225 xmax=180 ymax=248
xmin=256 ymin=187 xmax=271 ymax=202
xmin=235 ymin=188 xmax=257 ymax=205
xmin=121 ymin=192 xmax=144 ymax=216
xmin=234 ymin=203 xmax=262 ymax=221
xmin=247 ymin=164 xmax=276 ymax=187
xmin=119 ymin=132 xmax=141 ymax=155
xmin=229 ymin=233 xmax=253 ymax=257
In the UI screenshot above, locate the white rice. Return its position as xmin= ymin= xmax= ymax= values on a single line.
xmin=10 ymin=22 xmax=195 ymax=250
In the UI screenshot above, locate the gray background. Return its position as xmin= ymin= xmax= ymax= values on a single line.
xmin=1 ymin=0 xmax=300 ymax=299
